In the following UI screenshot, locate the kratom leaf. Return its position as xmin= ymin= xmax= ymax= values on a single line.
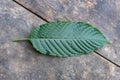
xmin=14 ymin=21 xmax=109 ymax=57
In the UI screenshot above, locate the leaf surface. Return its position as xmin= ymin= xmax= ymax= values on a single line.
xmin=29 ymin=21 xmax=108 ymax=57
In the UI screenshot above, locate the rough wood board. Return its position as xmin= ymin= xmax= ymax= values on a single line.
xmin=0 ymin=0 xmax=120 ymax=80
xmin=14 ymin=0 xmax=120 ymax=65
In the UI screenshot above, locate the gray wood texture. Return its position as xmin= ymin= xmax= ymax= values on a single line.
xmin=0 ymin=0 xmax=120 ymax=80
xmin=14 ymin=0 xmax=120 ymax=65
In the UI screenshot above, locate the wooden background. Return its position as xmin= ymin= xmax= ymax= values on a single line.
xmin=0 ymin=0 xmax=120 ymax=80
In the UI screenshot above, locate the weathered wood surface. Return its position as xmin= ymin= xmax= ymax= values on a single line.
xmin=0 ymin=0 xmax=120 ymax=80
xmin=14 ymin=0 xmax=120 ymax=65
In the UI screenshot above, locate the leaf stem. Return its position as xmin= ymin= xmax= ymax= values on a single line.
xmin=13 ymin=38 xmax=29 ymax=42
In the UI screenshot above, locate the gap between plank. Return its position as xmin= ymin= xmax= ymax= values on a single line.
xmin=13 ymin=0 xmax=120 ymax=68
xmin=95 ymin=51 xmax=120 ymax=68
xmin=12 ymin=0 xmax=49 ymax=22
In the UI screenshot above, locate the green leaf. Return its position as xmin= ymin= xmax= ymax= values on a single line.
xmin=14 ymin=21 xmax=109 ymax=57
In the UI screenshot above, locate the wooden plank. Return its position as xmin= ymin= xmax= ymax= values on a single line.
xmin=0 ymin=0 xmax=120 ymax=80
xmin=14 ymin=0 xmax=120 ymax=66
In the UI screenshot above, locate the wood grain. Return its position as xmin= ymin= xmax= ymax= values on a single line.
xmin=0 ymin=0 xmax=120 ymax=80
xmin=14 ymin=0 xmax=120 ymax=65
